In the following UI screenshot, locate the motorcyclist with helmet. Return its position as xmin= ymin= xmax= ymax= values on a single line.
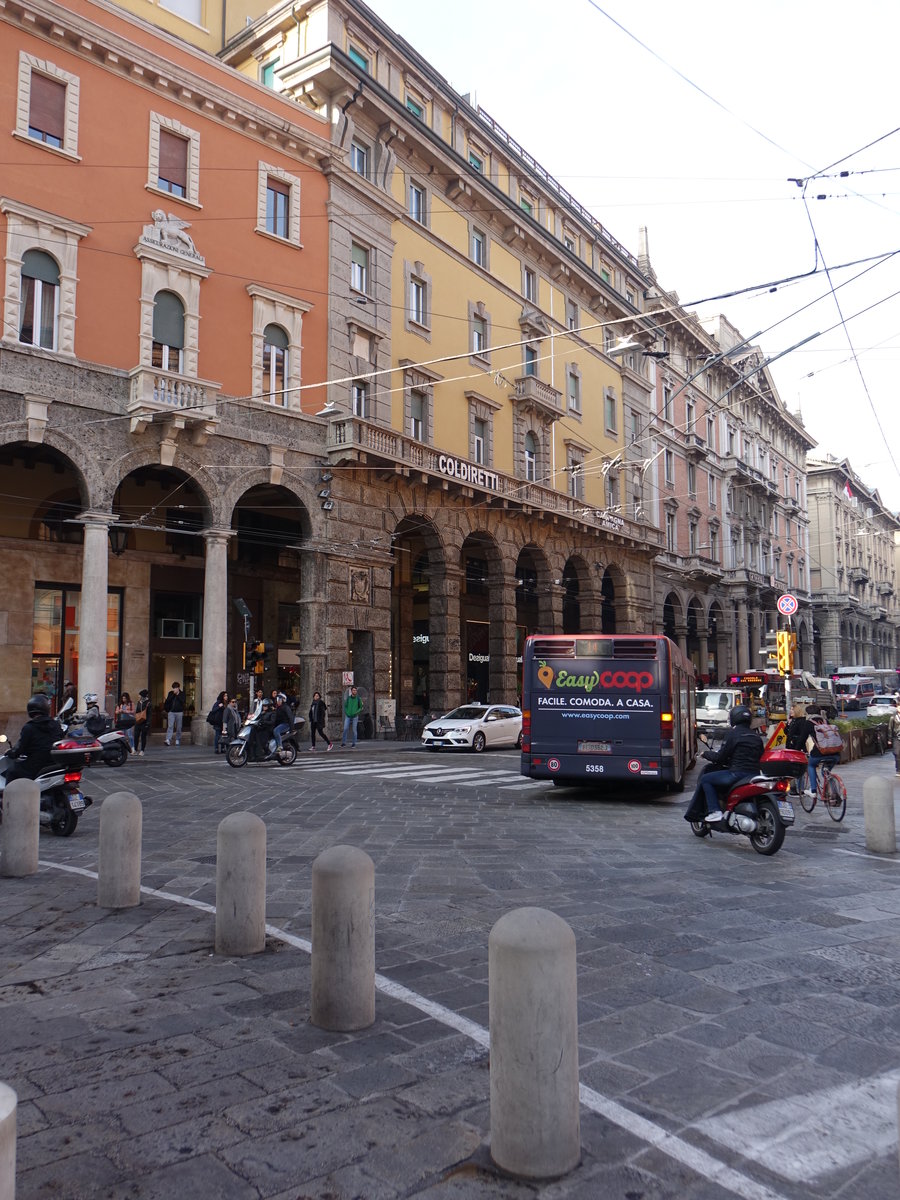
xmin=685 ymin=704 xmax=763 ymax=824
xmin=272 ymin=692 xmax=293 ymax=754
xmin=251 ymin=697 xmax=278 ymax=760
xmin=6 ymin=694 xmax=64 ymax=782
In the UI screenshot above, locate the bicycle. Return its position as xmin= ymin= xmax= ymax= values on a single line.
xmin=799 ymin=757 xmax=846 ymax=822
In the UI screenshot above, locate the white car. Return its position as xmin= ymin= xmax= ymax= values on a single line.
xmin=421 ymin=704 xmax=523 ymax=752
xmin=867 ymin=695 xmax=898 ymax=718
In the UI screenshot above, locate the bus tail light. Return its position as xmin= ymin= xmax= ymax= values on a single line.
xmin=660 ymin=711 xmax=674 ymax=745
xmin=521 ymin=709 xmax=530 ymax=753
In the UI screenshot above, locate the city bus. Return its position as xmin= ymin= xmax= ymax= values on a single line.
xmin=521 ymin=634 xmax=696 ymax=790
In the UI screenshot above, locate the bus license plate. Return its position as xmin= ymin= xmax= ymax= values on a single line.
xmin=578 ymin=740 xmax=611 ymax=754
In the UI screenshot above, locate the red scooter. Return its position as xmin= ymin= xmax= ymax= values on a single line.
xmin=686 ymin=746 xmax=805 ymax=856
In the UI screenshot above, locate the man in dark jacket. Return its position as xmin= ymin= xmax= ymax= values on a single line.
xmin=6 ymin=695 xmax=64 ymax=781
xmin=685 ymin=705 xmax=763 ymax=823
xmin=164 ymin=682 xmax=185 ymax=746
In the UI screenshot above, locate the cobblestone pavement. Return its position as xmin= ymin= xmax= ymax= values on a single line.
xmin=3 ymin=738 xmax=900 ymax=1199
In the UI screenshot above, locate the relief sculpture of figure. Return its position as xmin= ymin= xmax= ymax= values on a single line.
xmin=150 ymin=209 xmax=197 ymax=254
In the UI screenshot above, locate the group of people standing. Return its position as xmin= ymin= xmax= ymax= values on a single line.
xmin=202 ymin=685 xmax=366 ymax=753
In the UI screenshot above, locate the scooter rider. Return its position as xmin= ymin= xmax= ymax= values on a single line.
xmin=6 ymin=694 xmax=64 ymax=782
xmin=252 ymin=698 xmax=278 ymax=759
xmin=685 ymin=704 xmax=763 ymax=824
xmin=272 ymin=693 xmax=293 ymax=753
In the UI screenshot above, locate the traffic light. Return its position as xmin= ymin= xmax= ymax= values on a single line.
xmin=775 ymin=631 xmax=796 ymax=675
xmin=247 ymin=642 xmax=268 ymax=675
xmin=761 ymin=630 xmax=779 ymax=666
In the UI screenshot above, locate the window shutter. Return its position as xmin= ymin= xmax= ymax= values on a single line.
xmin=267 ymin=177 xmax=290 ymax=199
xmin=29 ymin=73 xmax=66 ymax=141
xmin=22 ymin=250 xmax=60 ymax=285
xmin=158 ymin=130 xmax=188 ymax=191
xmin=152 ymin=291 xmax=185 ymax=348
xmin=263 ymin=323 xmax=289 ymax=350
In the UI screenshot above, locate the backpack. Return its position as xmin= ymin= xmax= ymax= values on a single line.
xmin=206 ymin=706 xmax=219 ymax=727
xmin=813 ymin=722 xmax=843 ymax=755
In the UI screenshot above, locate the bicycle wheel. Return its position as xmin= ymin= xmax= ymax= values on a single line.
xmin=823 ymin=773 xmax=846 ymax=822
xmin=800 ymin=779 xmax=817 ymax=813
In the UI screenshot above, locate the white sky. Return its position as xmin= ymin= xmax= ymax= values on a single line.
xmin=364 ymin=0 xmax=900 ymax=510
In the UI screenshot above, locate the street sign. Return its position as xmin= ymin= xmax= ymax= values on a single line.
xmin=777 ymin=593 xmax=798 ymax=617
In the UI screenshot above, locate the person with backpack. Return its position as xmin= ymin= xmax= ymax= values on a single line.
xmin=803 ymin=709 xmax=843 ymax=798
xmin=134 ymin=689 xmax=151 ymax=756
xmin=206 ymin=691 xmax=228 ymax=753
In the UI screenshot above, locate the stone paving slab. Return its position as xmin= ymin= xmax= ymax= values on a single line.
xmin=1 ymin=744 xmax=900 ymax=1197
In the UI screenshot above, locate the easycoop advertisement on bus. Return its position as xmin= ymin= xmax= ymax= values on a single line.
xmin=530 ymin=658 xmax=661 ymax=726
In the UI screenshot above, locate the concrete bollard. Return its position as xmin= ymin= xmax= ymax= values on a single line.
xmin=215 ymin=813 xmax=266 ymax=956
xmin=0 ymin=778 xmax=40 ymax=879
xmin=864 ymin=777 xmax=896 ymax=854
xmin=489 ymin=906 xmax=580 ymax=1180
xmin=97 ymin=792 xmax=142 ymax=909
xmin=310 ymin=845 xmax=375 ymax=1031
xmin=0 ymin=1081 xmax=16 ymax=1200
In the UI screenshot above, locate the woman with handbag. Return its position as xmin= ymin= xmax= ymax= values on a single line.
xmin=133 ymin=689 xmax=151 ymax=756
xmin=115 ymin=692 xmax=135 ymax=753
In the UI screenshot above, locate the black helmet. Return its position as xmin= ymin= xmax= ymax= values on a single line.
xmin=27 ymin=694 xmax=51 ymax=718
xmin=260 ymin=698 xmax=274 ymax=710
xmin=729 ymin=704 xmax=753 ymax=727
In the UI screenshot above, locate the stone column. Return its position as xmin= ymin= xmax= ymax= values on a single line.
xmin=675 ymin=625 xmax=688 ymax=659
xmin=697 ymin=630 xmax=710 ymax=681
xmin=199 ymin=529 xmax=232 ymax=743
xmin=429 ymin=564 xmax=462 ymax=715
xmin=490 ymin=573 xmax=518 ymax=704
xmin=736 ymin=601 xmax=750 ymax=672
xmin=297 ymin=550 xmax=329 ymax=713
xmin=749 ymin=605 xmax=760 ymax=666
xmin=77 ymin=512 xmax=112 ymax=705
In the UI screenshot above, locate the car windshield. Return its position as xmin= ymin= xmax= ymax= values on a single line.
xmin=872 ymin=697 xmax=895 ymax=706
xmin=443 ymin=706 xmax=487 ymax=720
xmin=696 ymin=691 xmax=732 ymax=710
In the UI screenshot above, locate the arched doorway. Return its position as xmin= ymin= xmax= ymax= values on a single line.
xmin=460 ymin=532 xmax=502 ymax=703
xmin=391 ymin=516 xmax=443 ymax=721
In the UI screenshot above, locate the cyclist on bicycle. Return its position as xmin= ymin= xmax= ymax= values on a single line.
xmin=801 ymin=707 xmax=840 ymax=799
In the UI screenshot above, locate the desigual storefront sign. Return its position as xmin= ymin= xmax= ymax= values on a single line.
xmin=437 ymin=455 xmax=500 ymax=493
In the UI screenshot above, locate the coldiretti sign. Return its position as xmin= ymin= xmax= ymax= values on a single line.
xmin=438 ymin=455 xmax=499 ymax=493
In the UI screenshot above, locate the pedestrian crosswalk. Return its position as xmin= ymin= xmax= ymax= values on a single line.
xmin=291 ymin=757 xmax=546 ymax=790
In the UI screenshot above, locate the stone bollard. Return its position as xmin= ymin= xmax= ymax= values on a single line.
xmin=489 ymin=906 xmax=580 ymax=1179
xmin=310 ymin=845 xmax=375 ymax=1031
xmin=0 ymin=1081 xmax=16 ymax=1200
xmin=864 ymin=777 xmax=896 ymax=854
xmin=0 ymin=778 xmax=40 ymax=879
xmin=98 ymin=792 xmax=142 ymax=909
xmin=216 ymin=813 xmax=266 ymax=956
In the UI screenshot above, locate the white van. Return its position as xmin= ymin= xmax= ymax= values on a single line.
xmin=833 ymin=676 xmax=876 ymax=712
xmin=695 ymin=687 xmax=743 ymax=737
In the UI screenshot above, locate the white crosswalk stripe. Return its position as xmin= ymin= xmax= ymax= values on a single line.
xmin=292 ymin=761 xmax=521 ymax=786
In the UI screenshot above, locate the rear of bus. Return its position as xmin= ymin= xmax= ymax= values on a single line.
xmin=521 ymin=634 xmax=683 ymax=786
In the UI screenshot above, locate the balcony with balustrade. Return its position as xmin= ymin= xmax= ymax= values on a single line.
xmin=128 ymin=366 xmax=220 ymax=438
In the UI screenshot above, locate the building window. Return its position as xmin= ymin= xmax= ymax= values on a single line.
xmin=604 ymin=389 xmax=617 ymax=434
xmin=662 ymin=386 xmax=672 ymax=421
xmin=261 ymin=324 xmax=288 ymax=405
xmin=666 ymin=511 xmax=676 ymax=552
xmin=350 ymin=140 xmax=369 ymax=178
xmin=471 ymin=226 xmax=487 ymax=267
xmin=600 ymin=267 xmax=611 ymax=284
xmin=565 ymin=298 xmax=578 ymax=330
xmin=473 ymin=417 xmax=487 ymax=464
xmin=687 ymin=461 xmax=696 ymax=497
xmin=16 ymin=53 xmax=80 ymax=159
xmin=708 ymin=472 xmax=717 ymax=507
xmin=257 ymin=164 xmax=301 ymax=244
xmin=709 ymin=529 xmax=718 ymax=560
xmin=564 ymin=233 xmax=576 ymax=252
xmin=410 ymin=277 xmax=426 ymax=325
xmin=409 ymin=181 xmax=426 ymax=224
xmin=519 ymin=195 xmax=534 ymax=217
xmin=151 ymin=290 xmax=184 ymax=372
xmin=606 ymin=471 xmax=619 ymax=510
xmin=524 ymin=432 xmax=537 ymax=482
xmin=351 ymin=380 xmax=369 ymax=417
xmin=664 ymin=449 xmax=675 ymax=486
xmin=149 ymin=113 xmax=200 ymax=207
xmin=630 ymin=409 xmax=641 ymax=445
xmin=18 ymin=249 xmax=59 ymax=350
xmin=260 ymin=58 xmax=280 ymax=88
xmin=351 ymin=243 xmax=369 ymax=294
xmin=468 ymin=150 xmax=483 ymax=172
xmin=567 ymin=369 xmax=581 ymax=415
xmin=685 ymin=400 xmax=695 ymax=432
xmin=727 ymin=427 xmax=735 ymax=455
xmin=706 ymin=415 xmax=714 ymax=449
xmin=689 ymin=520 xmax=698 ymax=555
xmin=469 ymin=302 xmax=491 ymax=363
xmin=348 ymin=45 xmax=369 ymax=72
xmin=406 ymin=94 xmax=424 ymax=120
xmin=568 ymin=458 xmax=584 ymax=499
xmin=523 ymin=266 xmax=537 ymax=302
xmin=524 ymin=345 xmax=537 ymax=377
xmin=409 ymin=390 xmax=426 ymax=440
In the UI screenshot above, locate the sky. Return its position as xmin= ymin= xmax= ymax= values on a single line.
xmin=364 ymin=0 xmax=900 ymax=512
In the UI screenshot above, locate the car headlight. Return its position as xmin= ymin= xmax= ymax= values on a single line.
xmin=457 ymin=726 xmax=471 ymax=734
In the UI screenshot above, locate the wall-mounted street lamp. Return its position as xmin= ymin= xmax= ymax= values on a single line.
xmin=108 ymin=525 xmax=128 ymax=556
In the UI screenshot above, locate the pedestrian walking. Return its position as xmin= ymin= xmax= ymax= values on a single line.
xmin=890 ymin=706 xmax=900 ymax=777
xmin=115 ymin=692 xmax=135 ymax=752
xmin=164 ymin=681 xmax=185 ymax=746
xmin=221 ymin=696 xmax=241 ymax=749
xmin=206 ymin=691 xmax=228 ymax=753
xmin=308 ymin=690 xmax=332 ymax=751
xmin=341 ymin=686 xmax=363 ymax=748
xmin=134 ymin=689 xmax=151 ymax=755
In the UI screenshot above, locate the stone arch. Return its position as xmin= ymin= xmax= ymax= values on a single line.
xmin=391 ymin=512 xmax=448 ymax=718
xmin=514 ymin=541 xmax=553 ymax=638
xmin=103 ymin=447 xmax=216 ymax=521
xmin=561 ymin=554 xmax=594 ymax=633
xmin=662 ymin=590 xmax=684 ymax=645
xmin=460 ymin=529 xmax=510 ymax=703
xmin=600 ymin=562 xmax=627 ymax=633
xmin=0 ymin=433 xmax=93 ymax=511
xmin=686 ymin=594 xmax=704 ymax=678
xmin=0 ymin=443 xmax=90 ymax=546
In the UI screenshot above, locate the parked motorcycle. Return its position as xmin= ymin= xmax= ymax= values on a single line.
xmin=226 ymin=700 xmax=305 ymax=768
xmin=0 ymin=731 xmax=99 ymax=836
xmin=57 ymin=696 xmax=131 ymax=768
xmin=686 ymin=746 xmax=803 ymax=856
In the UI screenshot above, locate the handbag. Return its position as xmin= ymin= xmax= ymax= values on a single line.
xmin=134 ymin=708 xmax=147 ymax=724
